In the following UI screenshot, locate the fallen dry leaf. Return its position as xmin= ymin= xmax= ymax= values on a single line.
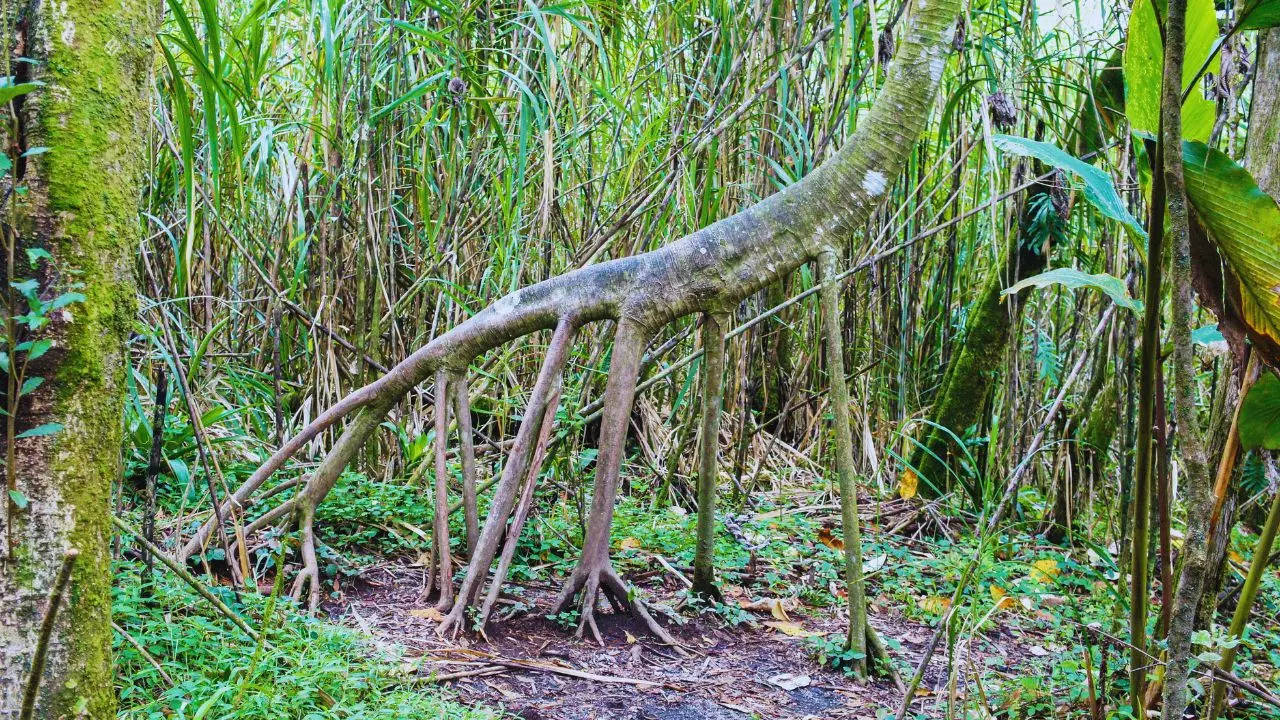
xmin=919 ymin=595 xmax=952 ymax=615
xmin=408 ymin=607 xmax=445 ymax=621
xmin=620 ymin=537 xmax=642 ymax=550
xmin=817 ymin=525 xmax=845 ymax=551
xmin=739 ymin=597 xmax=796 ymax=621
xmin=863 ymin=554 xmax=887 ymax=573
xmin=989 ymin=585 xmax=1016 ymax=611
xmin=767 ymin=673 xmax=812 ymax=690
xmin=898 ymin=468 xmax=919 ymax=500
xmin=763 ymin=621 xmax=827 ymax=638
xmin=1029 ymin=558 xmax=1061 ymax=584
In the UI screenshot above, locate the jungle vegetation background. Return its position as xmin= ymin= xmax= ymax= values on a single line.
xmin=11 ymin=0 xmax=1280 ymax=716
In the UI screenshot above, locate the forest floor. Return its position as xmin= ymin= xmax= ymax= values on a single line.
xmin=322 ymin=518 xmax=1062 ymax=720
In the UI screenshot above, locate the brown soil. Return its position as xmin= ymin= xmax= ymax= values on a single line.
xmin=325 ymin=560 xmax=1039 ymax=720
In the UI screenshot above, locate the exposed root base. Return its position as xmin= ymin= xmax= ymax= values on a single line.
xmin=290 ymin=504 xmax=322 ymax=612
xmin=553 ymin=562 xmax=688 ymax=655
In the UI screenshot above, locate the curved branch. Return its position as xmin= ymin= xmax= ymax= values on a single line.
xmin=188 ymin=0 xmax=961 ymax=564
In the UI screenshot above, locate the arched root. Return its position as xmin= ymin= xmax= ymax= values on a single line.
xmin=431 ymin=370 xmax=455 ymax=609
xmin=289 ymin=501 xmax=322 ymax=612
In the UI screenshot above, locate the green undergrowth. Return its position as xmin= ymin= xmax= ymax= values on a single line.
xmin=118 ymin=419 xmax=1280 ymax=719
xmin=112 ymin=555 xmax=496 ymax=720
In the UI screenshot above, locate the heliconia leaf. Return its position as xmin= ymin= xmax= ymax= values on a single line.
xmin=991 ymin=134 xmax=1146 ymax=239
xmin=1191 ymin=324 xmax=1225 ymax=346
xmin=1002 ymin=267 xmax=1144 ymax=314
xmin=1181 ymin=141 xmax=1280 ymax=347
xmin=1239 ymin=373 xmax=1280 ymax=451
xmin=1239 ymin=0 xmax=1280 ymax=29
xmin=16 ymin=422 xmax=63 ymax=439
xmin=1124 ymin=0 xmax=1219 ymax=142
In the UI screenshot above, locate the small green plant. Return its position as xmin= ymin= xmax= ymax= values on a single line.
xmin=545 ymin=608 xmax=581 ymax=631
xmin=805 ymin=634 xmax=866 ymax=676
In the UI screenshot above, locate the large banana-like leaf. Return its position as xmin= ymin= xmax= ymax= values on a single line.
xmin=1125 ymin=0 xmax=1220 ymax=142
xmin=1182 ymin=140 xmax=1280 ymax=348
xmin=1240 ymin=0 xmax=1280 ymax=29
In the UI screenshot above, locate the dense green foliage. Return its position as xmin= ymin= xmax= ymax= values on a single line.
xmin=5 ymin=0 xmax=1279 ymax=716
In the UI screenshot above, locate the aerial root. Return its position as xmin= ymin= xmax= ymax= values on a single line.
xmin=289 ymin=502 xmax=322 ymax=612
xmin=475 ymin=373 xmax=562 ymax=628
xmin=552 ymin=560 xmax=687 ymax=653
xmin=436 ymin=319 xmax=576 ymax=638
xmin=432 ymin=369 xmax=455 ymax=610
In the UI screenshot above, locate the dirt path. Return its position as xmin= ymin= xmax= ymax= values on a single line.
xmin=325 ymin=563 xmax=1035 ymax=719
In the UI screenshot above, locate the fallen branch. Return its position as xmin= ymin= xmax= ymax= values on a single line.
xmin=428 ymin=649 xmax=662 ymax=687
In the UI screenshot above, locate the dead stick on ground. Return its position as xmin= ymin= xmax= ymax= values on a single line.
xmin=113 ymin=620 xmax=175 ymax=687
xmin=430 ymin=651 xmax=663 ymax=687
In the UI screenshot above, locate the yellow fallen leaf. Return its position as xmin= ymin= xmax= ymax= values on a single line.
xmin=990 ymin=585 xmax=1016 ymax=611
xmin=817 ymin=525 xmax=845 ymax=551
xmin=620 ymin=537 xmax=641 ymax=550
xmin=898 ymin=468 xmax=918 ymax=500
xmin=1228 ymin=549 xmax=1245 ymax=565
xmin=919 ymin=595 xmax=951 ymax=615
xmin=408 ymin=607 xmax=444 ymax=621
xmin=763 ymin=621 xmax=827 ymax=638
xmin=738 ymin=597 xmax=795 ymax=621
xmin=1029 ymin=558 xmax=1061 ymax=584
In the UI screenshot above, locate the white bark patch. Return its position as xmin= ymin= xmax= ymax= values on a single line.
xmin=492 ymin=291 xmax=520 ymax=318
xmin=930 ymin=56 xmax=946 ymax=82
xmin=862 ymin=171 xmax=888 ymax=197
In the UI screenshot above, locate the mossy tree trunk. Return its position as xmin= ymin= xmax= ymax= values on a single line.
xmin=0 ymin=1 xmax=156 ymax=716
xmin=907 ymin=55 xmax=1124 ymax=501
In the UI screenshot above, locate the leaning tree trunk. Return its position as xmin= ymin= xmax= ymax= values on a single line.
xmin=907 ymin=53 xmax=1124 ymax=501
xmin=183 ymin=0 xmax=964 ymax=638
xmin=0 ymin=1 xmax=155 ymax=716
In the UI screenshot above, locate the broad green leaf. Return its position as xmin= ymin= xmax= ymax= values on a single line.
xmin=16 ymin=422 xmax=63 ymax=439
xmin=19 ymin=376 xmax=43 ymax=396
xmin=0 ymin=78 xmax=43 ymax=105
xmin=991 ymin=134 xmax=1146 ymax=239
xmin=1181 ymin=141 xmax=1280 ymax=346
xmin=25 ymin=339 xmax=51 ymax=362
xmin=1239 ymin=373 xmax=1280 ymax=451
xmin=8 ymin=489 xmax=28 ymax=510
xmin=1191 ymin=324 xmax=1224 ymax=345
xmin=10 ymin=278 xmax=38 ymax=297
xmin=1002 ymin=268 xmax=1144 ymax=313
xmin=1124 ymin=0 xmax=1219 ymax=142
xmin=1239 ymin=0 xmax=1280 ymax=29
xmin=25 ymin=247 xmax=52 ymax=267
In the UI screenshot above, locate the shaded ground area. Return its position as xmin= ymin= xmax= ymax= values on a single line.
xmin=324 ymin=556 xmax=1042 ymax=719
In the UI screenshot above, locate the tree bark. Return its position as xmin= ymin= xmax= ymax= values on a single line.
xmin=692 ymin=312 xmax=728 ymax=601
xmin=0 ymin=1 xmax=157 ymax=716
xmin=1160 ymin=0 xmax=1214 ymax=716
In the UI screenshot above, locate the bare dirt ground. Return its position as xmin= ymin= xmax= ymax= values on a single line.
xmin=324 ymin=561 xmax=1038 ymax=720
